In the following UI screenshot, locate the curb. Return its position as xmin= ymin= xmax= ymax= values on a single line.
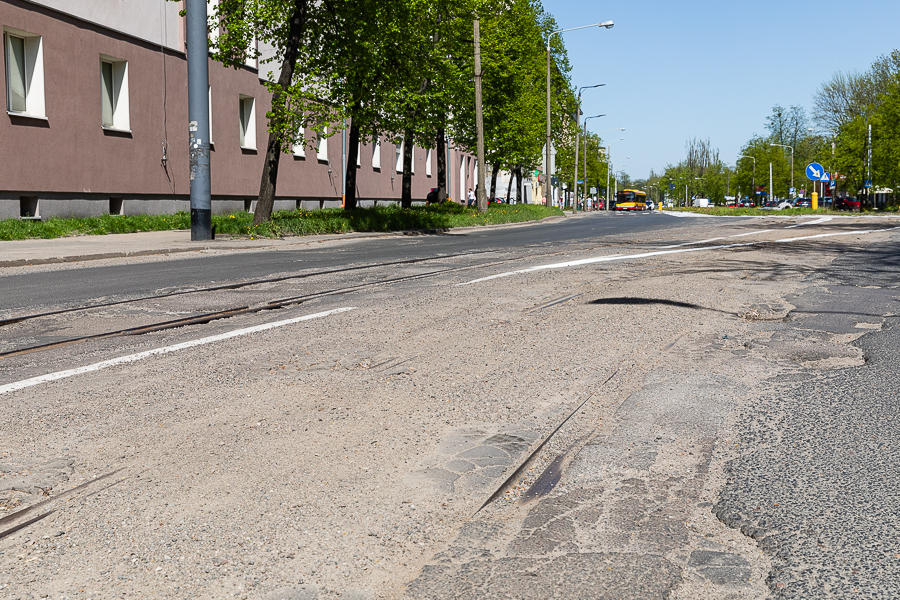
xmin=0 ymin=214 xmax=568 ymax=268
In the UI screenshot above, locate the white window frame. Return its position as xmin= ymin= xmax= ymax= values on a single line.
xmin=208 ymin=85 xmax=213 ymax=145
xmin=207 ymin=0 xmax=220 ymax=47
xmin=239 ymin=94 xmax=256 ymax=150
xmin=4 ymin=29 xmax=45 ymax=119
xmin=292 ymin=128 xmax=305 ymax=158
xmin=426 ymin=148 xmax=432 ymax=177
xmin=372 ymin=138 xmax=381 ymax=170
xmin=395 ymin=139 xmax=403 ymax=173
xmin=357 ymin=142 xmax=361 ymax=167
xmin=100 ymin=55 xmax=130 ymax=131
xmin=316 ymin=127 xmax=328 ymax=161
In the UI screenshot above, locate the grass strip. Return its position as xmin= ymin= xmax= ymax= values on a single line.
xmin=0 ymin=203 xmax=563 ymax=241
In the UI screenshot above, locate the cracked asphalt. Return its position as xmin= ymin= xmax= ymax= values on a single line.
xmin=2 ymin=212 xmax=900 ymax=599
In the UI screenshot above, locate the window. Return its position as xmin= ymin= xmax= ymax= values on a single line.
xmin=239 ymin=95 xmax=255 ymax=149
xmin=357 ymin=142 xmax=361 ymax=167
xmin=4 ymin=29 xmax=45 ymax=118
xmin=208 ymin=0 xmax=220 ymax=46
xmin=292 ymin=129 xmax=305 ymax=157
xmin=395 ymin=139 xmax=403 ymax=173
xmin=208 ymin=86 xmax=213 ymax=145
xmin=100 ymin=56 xmax=129 ymax=130
xmin=316 ymin=127 xmax=328 ymax=161
xmin=426 ymin=148 xmax=432 ymax=177
xmin=372 ymin=138 xmax=381 ymax=170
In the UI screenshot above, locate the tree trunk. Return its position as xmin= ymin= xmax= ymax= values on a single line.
xmin=489 ymin=163 xmax=499 ymax=203
xmin=401 ymin=130 xmax=414 ymax=208
xmin=253 ymin=0 xmax=308 ymax=226
xmin=505 ymin=170 xmax=514 ymax=203
xmin=344 ymin=122 xmax=360 ymax=209
xmin=515 ymin=167 xmax=523 ymax=204
xmin=436 ymin=127 xmax=448 ymax=202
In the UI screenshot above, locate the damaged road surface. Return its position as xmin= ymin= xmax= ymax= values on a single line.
xmin=1 ymin=213 xmax=899 ymax=599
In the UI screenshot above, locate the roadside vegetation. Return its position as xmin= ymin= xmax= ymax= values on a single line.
xmin=0 ymin=203 xmax=562 ymax=241
xmin=634 ymin=50 xmax=899 ymax=209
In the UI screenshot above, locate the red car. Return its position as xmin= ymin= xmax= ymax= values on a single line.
xmin=833 ymin=197 xmax=860 ymax=211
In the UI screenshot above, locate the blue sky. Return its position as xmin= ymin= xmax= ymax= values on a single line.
xmin=542 ymin=0 xmax=900 ymax=179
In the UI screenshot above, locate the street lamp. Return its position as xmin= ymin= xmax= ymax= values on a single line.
xmin=546 ymin=21 xmax=613 ymax=207
xmin=572 ymin=85 xmax=605 ymax=212
xmin=770 ymin=143 xmax=794 ymax=197
xmin=603 ymin=136 xmax=624 ymax=210
xmin=576 ymin=114 xmax=605 ymax=211
xmin=737 ymin=155 xmax=755 ymax=206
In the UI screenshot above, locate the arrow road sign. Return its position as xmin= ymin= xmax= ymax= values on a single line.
xmin=806 ymin=162 xmax=825 ymax=181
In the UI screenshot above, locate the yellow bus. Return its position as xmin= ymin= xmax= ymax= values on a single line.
xmin=614 ymin=189 xmax=648 ymax=211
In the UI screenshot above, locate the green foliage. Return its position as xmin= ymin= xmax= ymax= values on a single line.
xmin=0 ymin=205 xmax=562 ymax=241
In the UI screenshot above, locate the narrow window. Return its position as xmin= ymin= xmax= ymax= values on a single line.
xmin=100 ymin=56 xmax=130 ymax=130
xmin=317 ymin=127 xmax=328 ymax=161
xmin=292 ymin=128 xmax=305 ymax=157
xmin=372 ymin=138 xmax=381 ymax=170
xmin=357 ymin=142 xmax=361 ymax=167
xmin=6 ymin=34 xmax=25 ymax=112
xmin=4 ymin=29 xmax=45 ymax=118
xmin=426 ymin=148 xmax=432 ymax=177
xmin=239 ymin=95 xmax=256 ymax=149
xmin=208 ymin=85 xmax=213 ymax=145
xmin=395 ymin=139 xmax=403 ymax=173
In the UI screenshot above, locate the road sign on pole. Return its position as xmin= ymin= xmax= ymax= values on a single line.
xmin=806 ymin=162 xmax=825 ymax=181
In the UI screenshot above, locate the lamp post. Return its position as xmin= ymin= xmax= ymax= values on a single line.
xmin=603 ymin=136 xmax=624 ymax=210
xmin=572 ymin=85 xmax=604 ymax=211
xmin=575 ymin=113 xmax=605 ymax=211
xmin=693 ymin=177 xmax=705 ymax=206
xmin=546 ymin=21 xmax=613 ymax=208
xmin=770 ymin=143 xmax=794 ymax=198
xmin=737 ymin=155 xmax=756 ymax=206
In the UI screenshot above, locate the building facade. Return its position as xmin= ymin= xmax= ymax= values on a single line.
xmin=0 ymin=0 xmax=475 ymax=219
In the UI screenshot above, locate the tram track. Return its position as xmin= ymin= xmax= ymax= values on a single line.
xmin=0 ymin=226 xmax=784 ymax=361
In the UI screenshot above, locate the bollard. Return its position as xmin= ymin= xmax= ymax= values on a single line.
xmin=812 ymin=191 xmax=818 ymax=210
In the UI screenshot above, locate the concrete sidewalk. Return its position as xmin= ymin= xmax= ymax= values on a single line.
xmin=0 ymin=214 xmax=572 ymax=268
xmin=0 ymin=229 xmax=404 ymax=268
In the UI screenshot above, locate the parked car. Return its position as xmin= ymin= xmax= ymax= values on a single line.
xmin=794 ymin=198 xmax=813 ymax=208
xmin=646 ymin=200 xmax=656 ymax=211
xmin=692 ymin=198 xmax=712 ymax=208
xmin=738 ymin=199 xmax=754 ymax=208
xmin=834 ymin=197 xmax=861 ymax=211
xmin=760 ymin=199 xmax=793 ymax=210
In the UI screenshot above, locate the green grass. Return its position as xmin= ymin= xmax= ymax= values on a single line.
xmin=661 ymin=206 xmax=899 ymax=217
xmin=0 ymin=203 xmax=563 ymax=241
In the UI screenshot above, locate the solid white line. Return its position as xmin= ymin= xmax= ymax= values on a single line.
xmin=659 ymin=237 xmax=725 ymax=248
xmin=785 ymin=216 xmax=833 ymax=229
xmin=0 ymin=307 xmax=356 ymax=396
xmin=459 ymin=226 xmax=900 ymax=285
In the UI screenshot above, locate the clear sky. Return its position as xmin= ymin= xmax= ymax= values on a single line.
xmin=541 ymin=0 xmax=900 ymax=180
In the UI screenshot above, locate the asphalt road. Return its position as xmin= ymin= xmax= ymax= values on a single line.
xmin=715 ymin=243 xmax=900 ymax=598
xmin=0 ymin=212 xmax=704 ymax=314
xmin=3 ymin=212 xmax=900 ymax=599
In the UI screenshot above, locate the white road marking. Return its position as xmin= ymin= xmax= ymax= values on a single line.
xmin=0 ymin=307 xmax=356 ymax=396
xmin=658 ymin=229 xmax=775 ymax=248
xmin=785 ymin=216 xmax=833 ymax=228
xmin=459 ymin=226 xmax=899 ymax=285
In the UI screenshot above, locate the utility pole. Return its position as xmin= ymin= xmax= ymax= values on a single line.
xmin=474 ymin=18 xmax=487 ymax=212
xmin=769 ymin=162 xmax=773 ymax=203
xmin=866 ymin=122 xmax=872 ymax=211
xmin=186 ymin=0 xmax=212 ymax=240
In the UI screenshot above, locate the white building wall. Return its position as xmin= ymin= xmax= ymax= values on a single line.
xmin=28 ymin=0 xmax=183 ymax=50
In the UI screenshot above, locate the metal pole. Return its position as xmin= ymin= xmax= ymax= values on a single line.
xmin=186 ymin=0 xmax=212 ymax=241
xmin=867 ymin=122 xmax=872 ymax=210
xmin=341 ymin=118 xmax=347 ymax=206
xmin=583 ymin=128 xmax=588 ymax=210
xmin=573 ymin=111 xmax=580 ymax=211
xmin=474 ymin=18 xmax=487 ymax=212
xmin=546 ymin=37 xmax=552 ymax=207
xmin=769 ymin=162 xmax=773 ymax=203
